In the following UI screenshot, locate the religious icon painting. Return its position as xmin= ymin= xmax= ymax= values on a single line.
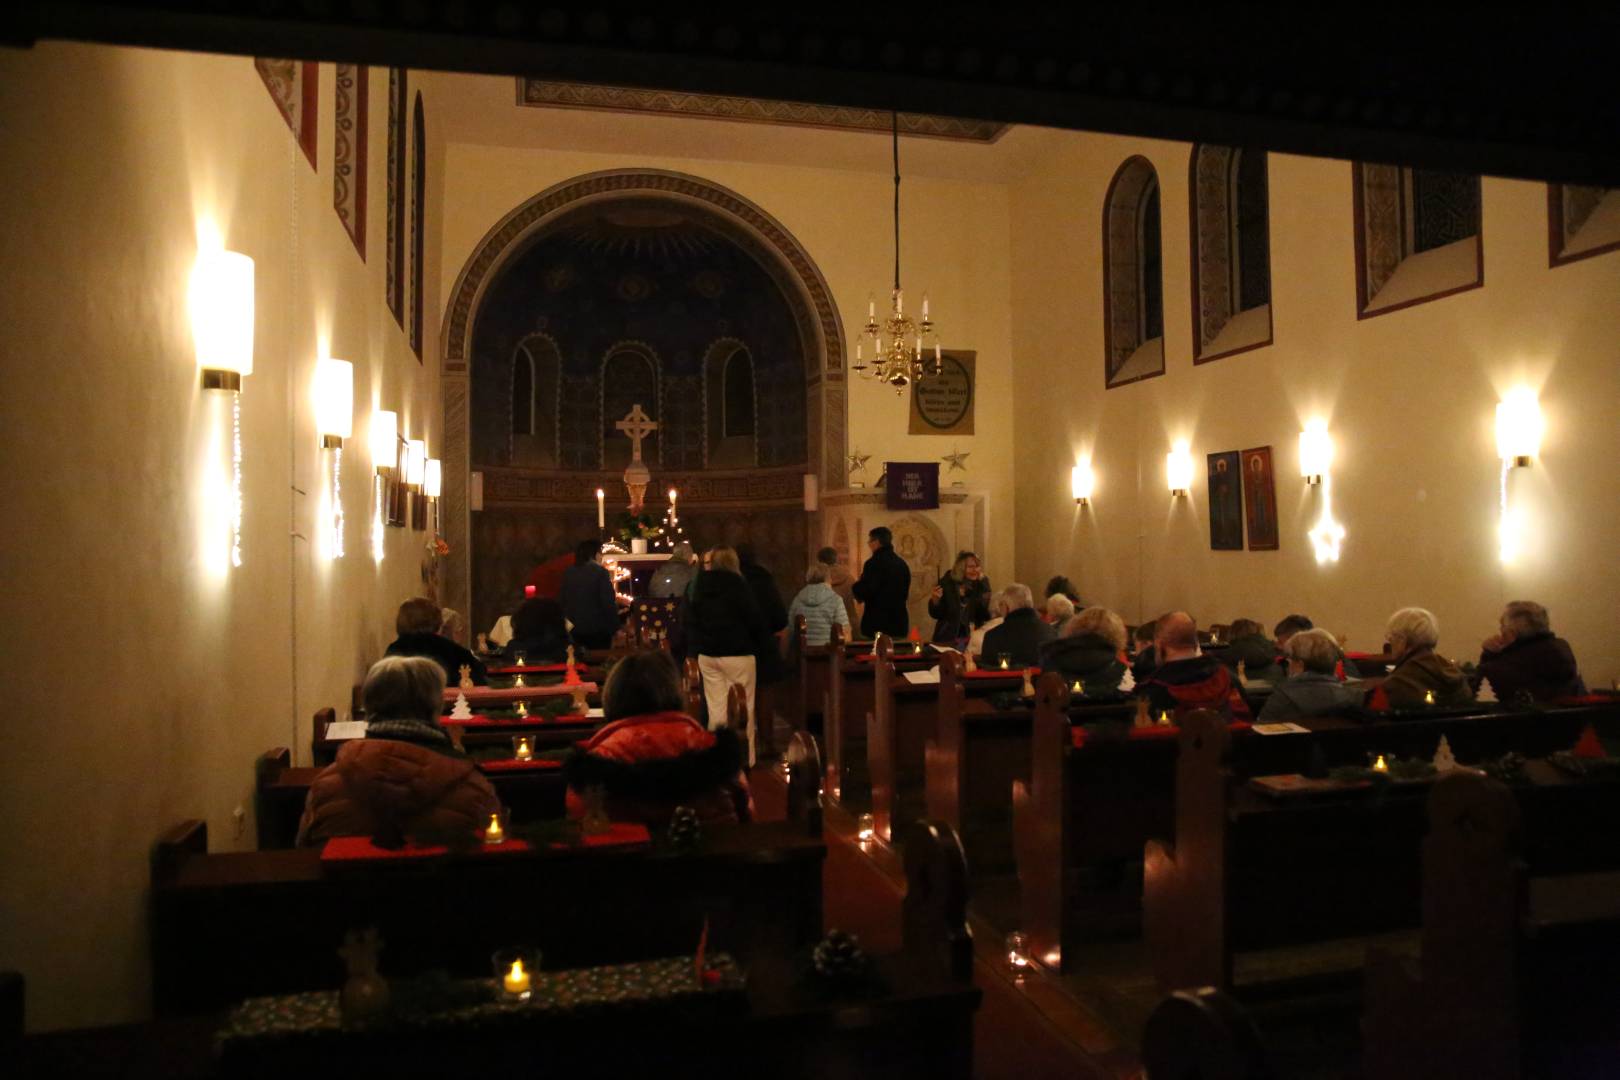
xmin=1207 ymin=451 xmax=1244 ymax=550
xmin=1241 ymin=446 xmax=1279 ymax=551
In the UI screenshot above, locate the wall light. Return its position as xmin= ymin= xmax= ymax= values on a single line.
xmin=1071 ymin=460 xmax=1095 ymax=504
xmin=192 ymin=250 xmax=255 ymax=390
xmin=406 ymin=439 xmax=427 ymax=489
xmin=424 ymin=458 xmax=442 ymax=499
xmin=1495 ymin=388 xmax=1542 ymax=467
xmin=371 ymin=410 xmax=397 ymax=473
xmin=1298 ymin=421 xmax=1333 ymax=485
xmin=1166 ymin=442 xmax=1193 ymax=497
xmin=314 ymin=358 xmax=354 ymax=449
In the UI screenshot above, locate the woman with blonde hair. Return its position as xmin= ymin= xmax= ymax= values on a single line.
xmin=927 ymin=550 xmax=992 ymax=645
xmin=1039 ymin=606 xmax=1129 ymax=692
xmin=685 ymin=545 xmax=769 ymax=765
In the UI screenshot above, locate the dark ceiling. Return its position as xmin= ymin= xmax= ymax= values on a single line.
xmin=6 ymin=4 xmax=1618 ymax=186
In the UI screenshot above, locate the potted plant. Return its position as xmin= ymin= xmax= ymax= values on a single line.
xmin=616 ymin=512 xmax=662 ymax=555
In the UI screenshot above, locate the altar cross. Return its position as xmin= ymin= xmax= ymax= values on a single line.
xmin=614 ymin=404 xmax=658 ymax=463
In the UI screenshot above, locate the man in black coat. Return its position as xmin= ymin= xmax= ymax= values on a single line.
xmin=736 ymin=543 xmax=789 ymax=685
xmin=851 ymin=526 xmax=911 ymax=639
xmin=560 ymin=539 xmax=622 ymax=650
xmin=980 ymin=583 xmax=1056 ymax=668
xmin=1477 ymin=600 xmax=1586 ymax=702
xmin=386 ymin=597 xmax=488 ymax=685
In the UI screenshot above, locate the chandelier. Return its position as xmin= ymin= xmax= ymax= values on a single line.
xmin=853 ymin=112 xmax=941 ymax=393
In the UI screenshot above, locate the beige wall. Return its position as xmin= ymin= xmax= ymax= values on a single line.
xmin=0 ymin=44 xmax=444 ymax=1029
xmin=1010 ymin=130 xmax=1620 ymax=683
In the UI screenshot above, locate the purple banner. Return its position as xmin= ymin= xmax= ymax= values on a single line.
xmin=885 ymin=462 xmax=940 ymax=511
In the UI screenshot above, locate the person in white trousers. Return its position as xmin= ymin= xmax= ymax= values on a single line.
xmin=684 ymin=546 xmax=769 ymax=767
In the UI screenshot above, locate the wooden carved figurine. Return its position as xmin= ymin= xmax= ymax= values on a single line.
xmin=1134 ymin=696 xmax=1153 ymax=728
xmin=457 ymin=664 xmax=474 ymax=690
xmin=1021 ymin=668 xmax=1036 ymax=699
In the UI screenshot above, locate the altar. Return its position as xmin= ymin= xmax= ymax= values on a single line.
xmin=604 ymin=551 xmax=673 ymax=600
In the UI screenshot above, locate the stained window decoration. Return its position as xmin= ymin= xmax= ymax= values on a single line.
xmin=255 ymin=59 xmax=318 ymax=168
xmin=385 ymin=68 xmax=406 ymax=327
xmin=333 ymin=64 xmax=367 ymax=258
xmin=1103 ymin=156 xmax=1166 ymax=388
xmin=1548 ymin=184 xmax=1620 ymax=266
xmin=1354 ymin=163 xmax=1482 ymax=318
xmin=1191 ymin=145 xmax=1273 ymax=362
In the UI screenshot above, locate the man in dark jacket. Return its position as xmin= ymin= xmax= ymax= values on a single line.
xmin=1217 ymin=618 xmax=1286 ymax=683
xmin=1477 ymin=600 xmax=1586 ymax=703
xmin=980 ymin=583 xmax=1056 ymax=668
xmin=1139 ymin=612 xmax=1252 ymax=722
xmin=851 ymin=526 xmax=911 ymax=639
xmin=736 ymin=543 xmax=789 ymax=685
xmin=560 ymin=539 xmax=622 ymax=650
xmin=386 ymin=596 xmax=488 ymax=685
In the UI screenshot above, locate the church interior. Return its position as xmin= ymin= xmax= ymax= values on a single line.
xmin=3 ymin=7 xmax=1619 ymax=1077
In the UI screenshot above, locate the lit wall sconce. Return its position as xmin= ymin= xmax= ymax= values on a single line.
xmin=1071 ymin=460 xmax=1095 ymax=505
xmin=192 ymin=248 xmax=255 ymax=570
xmin=1166 ymin=442 xmax=1193 ymax=497
xmin=406 ymin=438 xmax=427 ymax=490
xmin=1298 ymin=421 xmax=1333 ymax=485
xmin=424 ymin=457 xmax=442 ymax=538
xmin=1495 ymin=388 xmax=1542 ymax=467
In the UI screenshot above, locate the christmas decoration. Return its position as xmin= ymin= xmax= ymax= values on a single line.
xmin=1476 ymin=678 xmax=1498 ymax=703
xmin=1432 ymin=735 xmax=1457 ymax=773
xmin=812 ymin=929 xmax=870 ymax=985
xmin=1119 ymin=668 xmax=1135 ymax=693
xmin=457 ymin=664 xmax=475 ymax=691
xmin=449 ymin=692 xmax=473 ymax=721
xmin=667 ymin=806 xmax=702 ymax=849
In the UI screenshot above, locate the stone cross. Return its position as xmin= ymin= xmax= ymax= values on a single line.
xmin=614 ymin=404 xmax=658 ymax=463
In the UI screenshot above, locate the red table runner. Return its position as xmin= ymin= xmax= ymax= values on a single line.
xmin=446 ymin=714 xmax=591 ymax=728
xmin=320 ymin=822 xmax=651 ymax=863
xmin=963 ymin=667 xmax=1037 ymax=680
xmin=487 ymin=663 xmax=574 ymax=675
xmin=478 ymin=758 xmax=565 ymax=772
xmin=1072 ymin=720 xmax=1251 ymax=749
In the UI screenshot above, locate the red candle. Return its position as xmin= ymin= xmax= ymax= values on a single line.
xmin=524 ymin=585 xmax=536 ymax=598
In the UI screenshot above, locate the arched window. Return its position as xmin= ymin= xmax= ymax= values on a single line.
xmin=600 ymin=346 xmax=660 ymax=470
xmin=512 ymin=350 xmax=533 ymax=436
xmin=723 ymin=350 xmax=755 ymax=438
xmin=1549 ymin=184 xmax=1620 ymax=266
xmin=385 ymin=68 xmax=406 ymax=328
xmin=1354 ymin=163 xmax=1482 ymax=317
xmin=702 ymin=340 xmax=756 ymax=467
xmin=409 ymin=92 xmax=425 ymax=360
xmin=510 ymin=336 xmax=560 ymax=467
xmin=1191 ymin=145 xmax=1273 ymax=362
xmin=1104 ymin=156 xmax=1165 ymax=388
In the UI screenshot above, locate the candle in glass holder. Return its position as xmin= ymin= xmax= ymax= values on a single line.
xmin=1158 ymin=710 xmax=1172 ymax=726
xmin=998 ymin=654 xmax=1011 ymax=671
xmin=1423 ymin=689 xmax=1435 ymax=705
xmin=1373 ymin=754 xmax=1389 ymax=773
xmin=1005 ymin=931 xmax=1031 ymax=970
xmin=483 ymin=813 xmax=505 ymax=845
xmin=1071 ymin=679 xmax=1084 ymax=695
xmin=516 ymin=700 xmax=529 ymax=719
xmin=513 ymin=650 xmax=527 ymax=668
xmin=503 ymin=957 xmax=530 ymax=997
xmin=513 ymin=735 xmax=533 ymax=761
xmin=857 ymin=813 xmax=875 ymax=843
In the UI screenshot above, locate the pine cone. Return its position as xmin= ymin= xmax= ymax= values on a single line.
xmin=667 ymin=806 xmax=702 ymax=848
xmin=812 ymin=929 xmax=869 ymax=984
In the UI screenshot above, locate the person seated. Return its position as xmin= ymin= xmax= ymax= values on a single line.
xmin=787 ymin=563 xmax=851 ymax=647
xmin=979 ymin=583 xmax=1056 ymax=668
xmin=563 ymin=650 xmax=752 ymax=829
xmin=1218 ymin=618 xmax=1286 ymax=683
xmin=1043 ymin=593 xmax=1076 ymax=627
xmin=503 ymin=597 xmax=571 ymax=664
xmin=1376 ymin=607 xmax=1473 ymax=709
xmin=298 ymin=656 xmax=499 ymax=845
xmin=1256 ymin=629 xmax=1365 ymax=722
xmin=1130 ymin=619 xmax=1159 ymax=682
xmin=966 ymin=593 xmax=1006 ymax=660
xmin=1477 ymin=600 xmax=1586 ymax=702
xmin=1274 ymin=613 xmax=1360 ymax=677
xmin=386 ymin=597 xmax=488 ymax=685
xmin=928 ymin=550 xmax=992 ymax=644
xmin=1139 ymin=612 xmax=1252 ymax=722
xmin=560 ymin=539 xmax=622 ymax=651
xmin=649 ymin=541 xmax=698 ymax=599
xmin=1040 ymin=606 xmax=1128 ymax=691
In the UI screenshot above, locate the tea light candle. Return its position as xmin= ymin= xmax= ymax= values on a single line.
xmin=1373 ymin=754 xmax=1389 ymax=772
xmin=516 ymin=700 xmax=529 ymax=718
xmin=513 ymin=736 xmax=533 ymax=761
xmin=503 ymin=957 xmax=530 ymax=996
xmin=513 ymin=651 xmax=527 ymax=667
xmin=1424 ymin=689 xmax=1436 ymax=705
xmin=1159 ymin=710 xmax=1172 ymax=726
xmin=857 ymin=813 xmax=875 ymax=843
xmin=998 ymin=655 xmax=1011 ymax=671
xmin=1071 ymin=679 xmax=1084 ymax=695
xmin=514 ymin=674 xmax=526 ymax=688
xmin=484 ymin=813 xmax=505 ymax=845
xmin=1005 ymin=931 xmax=1031 ymax=970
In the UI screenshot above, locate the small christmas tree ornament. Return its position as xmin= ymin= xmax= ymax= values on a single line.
xmin=1476 ymin=678 xmax=1498 ymax=703
xmin=812 ymin=929 xmax=870 ymax=986
xmin=458 ymin=664 xmax=475 ymax=690
xmin=1119 ymin=668 xmax=1136 ymax=693
xmin=449 ymin=692 xmax=473 ymax=721
xmin=1134 ymin=697 xmax=1152 ymax=728
xmin=1021 ymin=668 xmax=1036 ymax=699
xmin=338 ymin=928 xmax=390 ymax=1026
xmin=1433 ymin=735 xmax=1457 ymax=773
xmin=667 ymin=805 xmax=702 ymax=849
xmin=1573 ymin=724 xmax=1608 ymax=760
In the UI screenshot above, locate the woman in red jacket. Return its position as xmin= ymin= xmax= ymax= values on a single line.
xmin=564 ymin=650 xmax=753 ymax=829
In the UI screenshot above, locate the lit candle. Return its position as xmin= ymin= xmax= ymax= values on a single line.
xmin=516 ymin=700 xmax=528 ymax=718
xmin=513 ymin=736 xmax=532 ymax=761
xmin=1423 ymin=690 xmax=1435 ymax=705
xmin=513 ymin=674 xmax=526 ymax=688
xmin=1072 ymin=680 xmax=1084 ymax=695
xmin=513 ymin=651 xmax=526 ymax=667
xmin=868 ymin=294 xmax=875 ymax=320
xmin=1159 ymin=711 xmax=1172 ymax=725
xmin=484 ymin=813 xmax=505 ymax=845
xmin=524 ymin=585 xmax=536 ymax=598
xmin=1373 ymin=754 xmax=1389 ymax=772
xmin=922 ymin=293 xmax=929 ymax=320
xmin=502 ymin=958 xmax=530 ymax=996
xmin=857 ymin=812 xmax=875 ymax=843
xmin=596 ymin=488 xmax=605 ymax=529
xmin=999 ymin=656 xmax=1010 ymax=671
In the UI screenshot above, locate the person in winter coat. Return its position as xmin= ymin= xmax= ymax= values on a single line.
xmin=502 ymin=597 xmax=571 ymax=664
xmin=563 ymin=650 xmax=752 ymax=829
xmin=737 ymin=543 xmax=789 ymax=686
xmin=927 ymin=550 xmax=992 ymax=645
xmin=685 ymin=546 xmax=770 ymax=765
xmin=851 ymin=526 xmax=912 ymax=639
xmin=1218 ymin=618 xmax=1287 ymax=683
xmin=1040 ymin=605 xmax=1128 ymax=692
xmin=560 ymin=539 xmax=622 ymax=650
xmin=787 ymin=563 xmax=852 ymax=647
xmin=1138 ymin=612 xmax=1253 ymax=722
xmin=980 ymin=583 xmax=1056 ymax=669
xmin=1476 ymin=600 xmax=1587 ymax=703
xmin=818 ymin=546 xmax=860 ymax=628
xmin=298 ymin=656 xmax=499 ymax=846
xmin=1274 ymin=614 xmax=1360 ymax=678
xmin=386 ymin=597 xmax=488 ymax=685
xmin=650 ymin=542 xmax=698 ymax=599
xmin=1375 ymin=607 xmax=1474 ymax=709
xmin=1256 ymin=629 xmax=1365 ymax=721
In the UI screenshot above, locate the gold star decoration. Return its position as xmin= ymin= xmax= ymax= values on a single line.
xmin=848 ymin=451 xmax=872 ymax=474
xmin=942 ymin=448 xmax=971 ymax=472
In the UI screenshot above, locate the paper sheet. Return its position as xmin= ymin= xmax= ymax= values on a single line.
xmin=325 ymin=720 xmax=369 ymax=740
xmin=902 ymin=667 xmax=942 ymax=684
xmin=1251 ymin=722 xmax=1309 ymax=735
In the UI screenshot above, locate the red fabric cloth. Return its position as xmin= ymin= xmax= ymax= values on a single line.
xmin=963 ymin=667 xmax=1037 ymax=680
xmin=1071 ymin=720 xmax=1251 ymax=749
xmin=320 ymin=836 xmax=532 ymax=862
xmin=579 ymin=822 xmax=652 ymax=848
xmin=1554 ymin=694 xmax=1617 ymax=707
xmin=478 ymin=758 xmax=564 ymax=772
xmin=486 ymin=663 xmax=572 ymax=675
xmin=1345 ymin=650 xmax=1389 ymax=662
xmin=525 ymin=553 xmax=576 ymax=600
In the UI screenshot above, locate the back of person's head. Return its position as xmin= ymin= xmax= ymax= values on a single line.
xmin=511 ymin=597 xmax=566 ymax=641
xmin=362 ymin=655 xmax=445 ymax=724
xmin=671 ymin=541 xmax=695 ymax=564
xmin=735 ymin=542 xmax=758 ymax=567
xmin=805 ymin=563 xmax=829 ymax=585
xmin=396 ymin=596 xmax=442 ymax=636
xmin=869 ymin=526 xmax=892 ymax=546
xmin=1273 ymin=614 xmax=1314 ymax=641
xmin=575 ymin=538 xmax=602 ymax=565
xmin=999 ymin=583 xmax=1035 ymax=613
xmin=1502 ymin=600 xmax=1551 ymax=637
xmin=816 ymin=546 xmax=839 ymax=566
xmin=1046 ymin=594 xmax=1076 ymax=624
xmin=1134 ymin=619 xmax=1158 ymax=646
xmin=439 ymin=607 xmax=468 ymax=644
xmin=1229 ymin=618 xmax=1266 ymax=640
xmin=1045 ymin=575 xmax=1080 ymax=601
xmin=601 ymin=650 xmax=686 ymax=721
xmin=1287 ymin=629 xmax=1341 ymax=675
xmin=1069 ymin=606 xmax=1127 ymax=651
xmin=708 ymin=546 xmax=741 ymax=575
xmin=1386 ymin=607 xmax=1440 ymax=651
xmin=1155 ymin=612 xmax=1199 ymax=658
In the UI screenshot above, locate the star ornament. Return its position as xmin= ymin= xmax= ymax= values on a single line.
xmin=942 ymin=448 xmax=971 ymax=472
xmin=848 ymin=451 xmax=872 ymax=474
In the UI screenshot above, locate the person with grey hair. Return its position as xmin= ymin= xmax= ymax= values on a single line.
xmin=1043 ymin=593 xmax=1076 ymax=627
xmin=1380 ymin=606 xmax=1472 ymax=708
xmin=786 ymin=561 xmax=851 ymax=647
xmin=1477 ymin=600 xmax=1586 ymax=702
xmin=1255 ymin=629 xmax=1365 ymax=721
xmin=649 ymin=541 xmax=698 ymax=598
xmin=1040 ymin=605 xmax=1128 ymax=691
xmin=297 ymin=656 xmax=499 ymax=845
xmin=979 ymin=583 xmax=1056 ymax=668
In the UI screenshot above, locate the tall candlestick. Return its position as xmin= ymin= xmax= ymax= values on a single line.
xmin=596 ymin=488 xmax=605 ymax=529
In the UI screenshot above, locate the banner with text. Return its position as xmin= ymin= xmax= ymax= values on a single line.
xmin=886 ymin=462 xmax=940 ymax=510
xmin=908 ymin=350 xmax=975 ymax=435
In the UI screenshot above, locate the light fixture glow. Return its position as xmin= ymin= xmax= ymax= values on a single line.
xmin=1071 ymin=460 xmax=1095 ymax=504
xmin=1495 ymin=388 xmax=1542 ymax=467
xmin=424 ymin=458 xmax=441 ymax=499
xmin=372 ymin=474 xmax=386 ymax=563
xmin=370 ymin=410 xmax=397 ymax=473
xmin=1166 ymin=442 xmax=1193 ymax=496
xmin=314 ymin=358 xmax=354 ymax=447
xmin=406 ymin=439 xmax=426 ymax=487
xmin=329 ymin=446 xmax=345 ymax=559
xmin=191 ymin=249 xmax=255 ymax=388
xmin=1308 ymin=476 xmax=1346 ymax=564
xmin=1299 ymin=421 xmax=1334 ymax=485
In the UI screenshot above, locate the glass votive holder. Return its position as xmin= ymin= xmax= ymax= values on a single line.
xmin=492 ymin=946 xmax=538 ymax=1002
xmin=1005 ymin=931 xmax=1031 ymax=971
xmin=512 ymin=735 xmax=534 ymax=761
xmin=856 ymin=812 xmax=875 ymax=843
xmin=997 ymin=653 xmax=1011 ymax=671
xmin=482 ymin=808 xmax=510 ymax=846
xmin=512 ymin=651 xmax=527 ymax=668
xmin=515 ymin=700 xmax=529 ymax=719
xmin=513 ymin=673 xmax=527 ymax=688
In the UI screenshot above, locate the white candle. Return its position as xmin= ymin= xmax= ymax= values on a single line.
xmin=922 ymin=293 xmax=929 ymax=319
xmin=868 ymin=294 xmax=875 ymax=320
xmin=596 ymin=488 xmax=605 ymax=529
xmin=503 ymin=958 xmax=530 ymax=995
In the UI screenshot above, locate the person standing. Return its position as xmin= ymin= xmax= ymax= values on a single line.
xmin=685 ymin=546 xmax=770 ymax=766
xmin=817 ymin=546 xmax=860 ymax=628
xmin=927 ymin=550 xmax=992 ymax=645
xmin=787 ymin=563 xmax=852 ymax=647
xmin=560 ymin=539 xmax=621 ymax=651
xmin=851 ymin=526 xmax=911 ymax=639
xmin=649 ymin=541 xmax=698 ymax=599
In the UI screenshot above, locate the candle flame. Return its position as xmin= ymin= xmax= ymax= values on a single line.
xmin=509 ymin=958 xmax=524 ymax=980
xmin=1373 ymin=755 xmax=1388 ymax=771
xmin=1424 ymin=690 xmax=1435 ymax=705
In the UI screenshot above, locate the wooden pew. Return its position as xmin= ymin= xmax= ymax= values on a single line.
xmin=794 ymin=615 xmax=839 ymax=737
xmin=254 ymin=748 xmax=321 ymax=849
xmin=823 ymin=631 xmax=935 ymax=809
xmin=1141 ymin=987 xmax=1278 ymax=1080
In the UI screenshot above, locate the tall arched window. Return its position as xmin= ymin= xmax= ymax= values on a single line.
xmin=1191 ymin=145 xmax=1273 ymax=362
xmin=723 ymin=351 xmax=756 ymax=438
xmin=385 ymin=68 xmax=406 ymax=328
xmin=510 ymin=336 xmax=560 ymax=466
xmin=600 ymin=346 xmax=660 ymax=470
xmin=1354 ymin=163 xmax=1482 ymax=318
xmin=1549 ymin=184 xmax=1620 ymax=266
xmin=1104 ymin=156 xmax=1166 ymax=388
xmin=702 ymin=339 xmax=757 ymax=467
xmin=409 ymin=93 xmax=425 ymax=360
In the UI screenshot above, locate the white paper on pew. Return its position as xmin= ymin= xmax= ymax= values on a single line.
xmin=1251 ymin=722 xmax=1310 ymax=735
xmin=587 ymin=707 xmax=604 ymax=718
xmin=903 ymin=667 xmax=942 ymax=684
xmin=325 ymin=720 xmax=369 ymax=740
xmin=928 ymin=643 xmax=959 ymax=653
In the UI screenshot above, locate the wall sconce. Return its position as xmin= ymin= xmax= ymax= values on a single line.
xmin=192 ymin=248 xmax=254 ymax=570
xmin=1166 ymin=442 xmax=1193 ymax=497
xmin=1298 ymin=421 xmax=1333 ymax=485
xmin=1070 ymin=460 xmax=1095 ymax=505
xmin=1495 ymin=388 xmax=1542 ymax=467
xmin=406 ymin=438 xmax=427 ymax=490
xmin=424 ymin=457 xmax=442 ymax=538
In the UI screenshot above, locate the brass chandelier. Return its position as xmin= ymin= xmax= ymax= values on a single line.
xmin=853 ymin=112 xmax=941 ymax=393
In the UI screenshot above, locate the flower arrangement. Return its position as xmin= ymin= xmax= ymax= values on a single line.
xmin=615 ymin=512 xmax=663 ymax=543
